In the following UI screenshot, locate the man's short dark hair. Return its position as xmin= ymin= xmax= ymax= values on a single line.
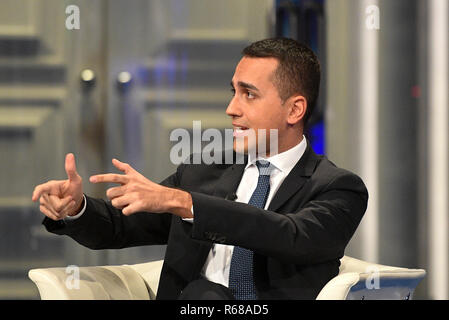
xmin=242 ymin=38 xmax=321 ymax=126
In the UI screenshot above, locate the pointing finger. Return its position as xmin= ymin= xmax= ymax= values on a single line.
xmin=32 ymin=181 xmax=61 ymax=202
xmin=33 ymin=185 xmax=49 ymax=202
xmin=89 ymin=173 xmax=129 ymax=185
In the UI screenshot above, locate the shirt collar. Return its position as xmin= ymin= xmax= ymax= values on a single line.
xmin=246 ymin=135 xmax=308 ymax=175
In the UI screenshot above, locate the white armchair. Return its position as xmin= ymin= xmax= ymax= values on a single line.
xmin=28 ymin=256 xmax=425 ymax=300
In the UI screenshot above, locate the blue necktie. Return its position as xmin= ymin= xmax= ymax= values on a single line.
xmin=229 ymin=160 xmax=273 ymax=300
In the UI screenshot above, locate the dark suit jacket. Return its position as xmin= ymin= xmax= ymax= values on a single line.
xmin=43 ymin=143 xmax=368 ymax=299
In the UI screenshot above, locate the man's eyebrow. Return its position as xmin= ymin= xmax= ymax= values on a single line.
xmin=230 ymin=81 xmax=260 ymax=92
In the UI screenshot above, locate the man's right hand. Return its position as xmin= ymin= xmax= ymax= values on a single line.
xmin=32 ymin=153 xmax=84 ymax=221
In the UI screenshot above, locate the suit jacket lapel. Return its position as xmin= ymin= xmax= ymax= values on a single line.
xmin=268 ymin=143 xmax=320 ymax=212
xmin=212 ymin=153 xmax=247 ymax=199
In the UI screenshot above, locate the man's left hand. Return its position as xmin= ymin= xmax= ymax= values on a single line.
xmin=90 ymin=159 xmax=193 ymax=218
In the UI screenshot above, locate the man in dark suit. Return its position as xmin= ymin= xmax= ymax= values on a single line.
xmin=32 ymin=38 xmax=368 ymax=300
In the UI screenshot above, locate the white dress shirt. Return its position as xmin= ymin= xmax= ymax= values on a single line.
xmin=200 ymin=136 xmax=307 ymax=287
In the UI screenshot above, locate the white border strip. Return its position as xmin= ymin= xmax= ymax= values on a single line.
xmin=359 ymin=0 xmax=379 ymax=263
xmin=428 ymin=0 xmax=449 ymax=300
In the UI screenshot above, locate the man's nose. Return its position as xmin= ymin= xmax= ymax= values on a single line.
xmin=226 ymin=97 xmax=242 ymax=118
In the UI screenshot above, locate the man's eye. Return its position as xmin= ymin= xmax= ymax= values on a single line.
xmin=246 ymin=91 xmax=255 ymax=99
xmin=230 ymin=88 xmax=236 ymax=96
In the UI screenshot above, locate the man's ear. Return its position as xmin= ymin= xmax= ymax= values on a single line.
xmin=287 ymin=95 xmax=307 ymax=126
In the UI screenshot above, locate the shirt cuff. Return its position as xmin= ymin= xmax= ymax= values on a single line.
xmin=64 ymin=194 xmax=87 ymax=221
xmin=182 ymin=205 xmax=194 ymax=223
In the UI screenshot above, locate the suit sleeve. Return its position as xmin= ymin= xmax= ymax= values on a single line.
xmin=189 ymin=171 xmax=368 ymax=265
xmin=42 ymin=164 xmax=185 ymax=250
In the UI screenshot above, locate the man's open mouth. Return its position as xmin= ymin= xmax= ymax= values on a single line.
xmin=233 ymin=126 xmax=251 ymax=137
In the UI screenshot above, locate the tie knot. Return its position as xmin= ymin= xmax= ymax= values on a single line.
xmin=256 ymin=160 xmax=273 ymax=176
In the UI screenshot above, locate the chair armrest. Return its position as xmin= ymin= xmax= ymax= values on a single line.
xmin=127 ymin=260 xmax=164 ymax=299
xmin=316 ymin=273 xmax=361 ymax=300
xmin=316 ymin=269 xmax=426 ymax=300
xmin=28 ymin=264 xmax=151 ymax=300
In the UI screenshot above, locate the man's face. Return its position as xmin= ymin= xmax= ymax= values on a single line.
xmin=227 ymin=56 xmax=289 ymax=156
